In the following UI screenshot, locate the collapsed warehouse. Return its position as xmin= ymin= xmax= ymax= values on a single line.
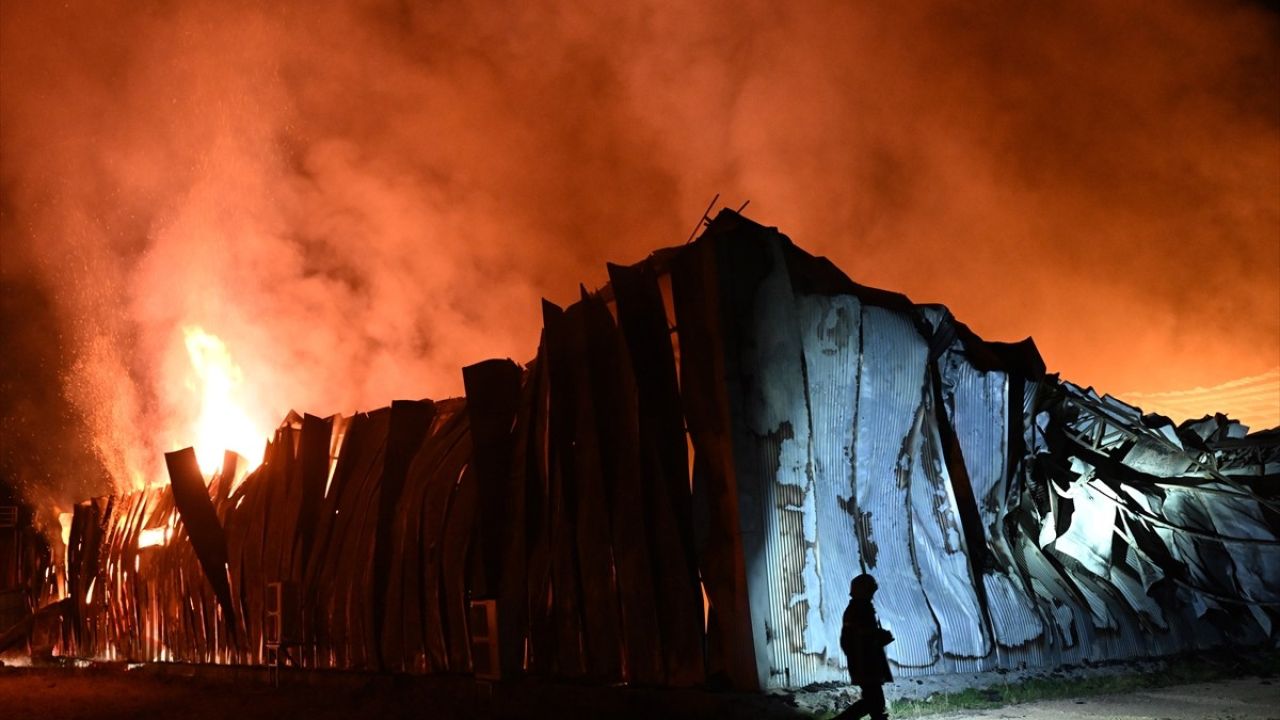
xmin=2 ymin=210 xmax=1277 ymax=691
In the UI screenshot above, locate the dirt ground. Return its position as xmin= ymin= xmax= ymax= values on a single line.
xmin=929 ymin=677 xmax=1279 ymax=720
xmin=1 ymin=662 xmax=1276 ymax=720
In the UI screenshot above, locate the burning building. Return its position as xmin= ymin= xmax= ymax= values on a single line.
xmin=2 ymin=211 xmax=1277 ymax=691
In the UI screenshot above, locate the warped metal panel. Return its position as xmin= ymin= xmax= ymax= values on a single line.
xmin=442 ymin=459 xmax=479 ymax=673
xmin=1051 ymin=481 xmax=1117 ymax=581
xmin=797 ymin=292 xmax=864 ymax=684
xmin=942 ymin=351 xmax=1045 ymax=657
xmin=497 ymin=355 xmax=538 ymax=677
xmin=716 ymin=233 xmax=821 ymax=689
xmin=909 ymin=386 xmax=990 ymax=662
xmin=559 ymin=297 xmax=625 ymax=681
xmin=670 ymin=232 xmax=758 ymax=691
xmin=608 ymin=259 xmax=705 ymax=686
xmin=164 ymin=449 xmax=236 ymax=630
xmin=1197 ymin=483 xmax=1280 ymax=605
xmin=581 ymin=292 xmax=665 ymax=686
xmin=1122 ymin=438 xmax=1196 ymax=477
xmin=853 ymin=305 xmax=939 ymax=672
xmin=374 ymin=400 xmax=434 ymax=669
xmin=540 ymin=300 xmax=589 ymax=678
xmin=415 ymin=404 xmax=471 ymax=672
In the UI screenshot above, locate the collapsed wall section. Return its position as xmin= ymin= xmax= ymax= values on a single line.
xmin=689 ymin=212 xmax=1279 ymax=689
xmin=22 ymin=210 xmax=1279 ymax=692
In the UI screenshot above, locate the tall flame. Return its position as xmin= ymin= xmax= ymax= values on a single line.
xmin=182 ymin=326 xmax=264 ymax=476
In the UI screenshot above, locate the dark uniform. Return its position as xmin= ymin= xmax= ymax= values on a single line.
xmin=836 ymin=575 xmax=892 ymax=720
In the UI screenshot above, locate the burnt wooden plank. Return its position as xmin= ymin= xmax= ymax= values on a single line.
xmin=165 ymin=449 xmax=236 ymax=631
xmin=608 ymin=260 xmax=706 ymax=686
xmin=670 ymin=226 xmax=759 ymax=691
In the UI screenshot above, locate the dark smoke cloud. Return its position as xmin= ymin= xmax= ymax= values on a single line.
xmin=1 ymin=0 xmax=1277 ymax=501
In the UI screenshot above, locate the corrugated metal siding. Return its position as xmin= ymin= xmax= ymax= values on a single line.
xmin=909 ymin=386 xmax=991 ymax=663
xmin=795 ymin=293 xmax=865 ymax=685
xmin=943 ymin=352 xmax=1046 ymax=664
xmin=1199 ymin=484 xmax=1280 ymax=604
xmin=717 ymin=236 xmax=822 ymax=689
xmin=853 ymin=305 xmax=940 ymax=671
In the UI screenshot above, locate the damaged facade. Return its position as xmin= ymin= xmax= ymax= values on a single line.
xmin=3 ymin=211 xmax=1278 ymax=690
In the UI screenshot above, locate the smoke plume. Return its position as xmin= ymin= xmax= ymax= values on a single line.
xmin=1 ymin=0 xmax=1277 ymax=513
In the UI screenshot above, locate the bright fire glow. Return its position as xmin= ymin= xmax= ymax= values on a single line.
xmin=58 ymin=511 xmax=73 ymax=549
xmin=183 ymin=326 xmax=265 ymax=475
xmin=137 ymin=526 xmax=172 ymax=549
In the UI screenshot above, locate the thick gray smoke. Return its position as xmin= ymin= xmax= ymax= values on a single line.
xmin=1 ymin=1 xmax=1277 ymax=518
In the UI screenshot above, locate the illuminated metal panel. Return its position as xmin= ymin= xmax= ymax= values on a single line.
xmin=852 ymin=305 xmax=939 ymax=672
xmin=792 ymin=292 xmax=865 ymax=685
xmin=941 ymin=352 xmax=1046 ymax=664
xmin=908 ymin=385 xmax=991 ymax=664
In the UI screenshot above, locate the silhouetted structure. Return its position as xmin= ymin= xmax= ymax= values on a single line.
xmin=7 ymin=211 xmax=1279 ymax=691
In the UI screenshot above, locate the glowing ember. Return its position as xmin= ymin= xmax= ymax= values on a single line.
xmin=182 ymin=326 xmax=265 ymax=476
xmin=137 ymin=526 xmax=172 ymax=549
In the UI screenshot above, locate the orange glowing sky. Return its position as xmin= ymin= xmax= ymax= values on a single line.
xmin=0 ymin=1 xmax=1276 ymax=501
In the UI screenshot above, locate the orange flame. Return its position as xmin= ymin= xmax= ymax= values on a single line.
xmin=182 ymin=326 xmax=265 ymax=476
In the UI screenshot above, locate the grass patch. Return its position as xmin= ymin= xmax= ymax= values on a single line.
xmin=848 ymin=650 xmax=1280 ymax=718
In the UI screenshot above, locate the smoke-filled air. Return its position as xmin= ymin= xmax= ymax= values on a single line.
xmin=1 ymin=1 xmax=1277 ymax=522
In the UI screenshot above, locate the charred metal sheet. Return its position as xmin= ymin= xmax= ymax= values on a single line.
xmin=559 ymin=295 xmax=625 ymax=681
xmin=940 ymin=350 xmax=1045 ymax=658
xmin=462 ymin=359 xmax=523 ymax=597
xmin=294 ymin=415 xmax=333 ymax=583
xmin=581 ymin=290 xmax=665 ymax=686
xmin=462 ymin=358 xmax=525 ymax=675
xmin=608 ymin=259 xmax=705 ymax=686
xmin=165 ymin=449 xmax=236 ymax=629
xmin=442 ymin=456 xmax=478 ymax=672
xmin=373 ymin=400 xmax=434 ymax=669
xmin=390 ymin=403 xmax=468 ymax=671
xmin=670 ymin=227 xmax=759 ymax=692
xmin=496 ymin=357 xmax=538 ymax=677
xmin=540 ymin=299 xmax=588 ymax=678
xmin=310 ymin=408 xmax=389 ymax=667
xmin=853 ymin=305 xmax=940 ymax=670
xmin=909 ymin=383 xmax=991 ymax=663
xmin=414 ymin=403 xmax=471 ymax=671
xmin=523 ymin=339 xmax=557 ymax=676
xmin=716 ymin=230 xmax=822 ymax=689
xmin=797 ymin=292 xmax=864 ymax=682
